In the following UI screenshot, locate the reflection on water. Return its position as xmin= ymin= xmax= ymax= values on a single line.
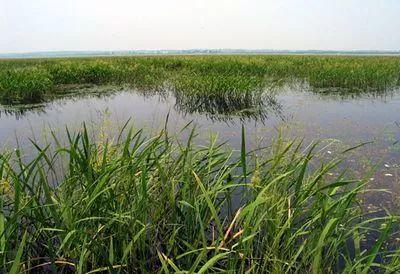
xmin=173 ymin=90 xmax=284 ymax=122
xmin=0 ymin=85 xmax=399 ymax=209
xmin=0 ymin=87 xmax=286 ymax=123
xmin=0 ymin=104 xmax=47 ymax=120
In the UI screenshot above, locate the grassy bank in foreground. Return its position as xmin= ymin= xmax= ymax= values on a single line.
xmin=0 ymin=125 xmax=399 ymax=273
xmin=1 ymin=55 xmax=400 ymax=103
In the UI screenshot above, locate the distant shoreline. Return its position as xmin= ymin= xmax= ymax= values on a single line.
xmin=1 ymin=49 xmax=400 ymax=59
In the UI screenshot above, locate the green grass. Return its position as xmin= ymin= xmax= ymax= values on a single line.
xmin=0 ymin=68 xmax=53 ymax=103
xmin=0 ymin=124 xmax=399 ymax=273
xmin=1 ymin=55 xmax=400 ymax=103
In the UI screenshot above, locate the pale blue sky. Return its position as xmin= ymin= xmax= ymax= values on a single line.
xmin=1 ymin=0 xmax=399 ymax=53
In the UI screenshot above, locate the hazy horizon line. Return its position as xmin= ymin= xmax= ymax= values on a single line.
xmin=1 ymin=48 xmax=400 ymax=58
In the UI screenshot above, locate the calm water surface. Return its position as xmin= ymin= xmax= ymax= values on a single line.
xmin=1 ymin=87 xmax=399 ymax=208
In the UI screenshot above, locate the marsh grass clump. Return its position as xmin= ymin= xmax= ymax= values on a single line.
xmin=0 ymin=125 xmax=399 ymax=273
xmin=0 ymin=68 xmax=53 ymax=103
xmin=47 ymin=60 xmax=168 ymax=91
xmin=307 ymin=62 xmax=400 ymax=91
xmin=172 ymin=72 xmax=265 ymax=94
xmin=170 ymin=71 xmax=267 ymax=117
xmin=172 ymin=83 xmax=279 ymax=122
xmin=48 ymin=61 xmax=118 ymax=85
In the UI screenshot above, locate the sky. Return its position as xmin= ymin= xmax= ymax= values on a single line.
xmin=1 ymin=0 xmax=400 ymax=53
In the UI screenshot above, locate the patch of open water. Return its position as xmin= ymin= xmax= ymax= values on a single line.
xmin=0 ymin=86 xmax=399 ymax=209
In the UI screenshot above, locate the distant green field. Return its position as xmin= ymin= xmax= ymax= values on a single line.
xmin=1 ymin=55 xmax=400 ymax=103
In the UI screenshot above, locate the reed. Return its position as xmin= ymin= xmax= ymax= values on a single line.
xmin=1 ymin=55 xmax=400 ymax=103
xmin=0 ymin=68 xmax=53 ymax=103
xmin=0 ymin=125 xmax=398 ymax=273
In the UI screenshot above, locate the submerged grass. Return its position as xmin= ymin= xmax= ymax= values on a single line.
xmin=0 ymin=125 xmax=399 ymax=273
xmin=1 ymin=55 xmax=400 ymax=103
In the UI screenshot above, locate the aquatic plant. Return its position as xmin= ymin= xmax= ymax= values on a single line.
xmin=0 ymin=125 xmax=398 ymax=273
xmin=1 ymin=55 xmax=400 ymax=103
xmin=0 ymin=68 xmax=53 ymax=103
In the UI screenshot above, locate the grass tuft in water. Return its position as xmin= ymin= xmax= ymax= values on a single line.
xmin=0 ymin=125 xmax=399 ymax=272
xmin=0 ymin=68 xmax=53 ymax=103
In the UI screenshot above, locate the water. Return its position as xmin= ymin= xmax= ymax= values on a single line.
xmin=1 ymin=86 xmax=399 ymax=209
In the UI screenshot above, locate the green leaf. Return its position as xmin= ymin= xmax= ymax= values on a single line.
xmin=10 ymin=230 xmax=27 ymax=274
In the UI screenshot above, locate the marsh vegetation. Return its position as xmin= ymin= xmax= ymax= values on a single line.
xmin=1 ymin=55 xmax=400 ymax=103
xmin=1 ymin=125 xmax=399 ymax=273
xmin=1 ymin=55 xmax=400 ymax=273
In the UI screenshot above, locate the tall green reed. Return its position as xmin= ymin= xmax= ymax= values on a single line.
xmin=0 ymin=68 xmax=53 ymax=103
xmin=0 ymin=125 xmax=398 ymax=273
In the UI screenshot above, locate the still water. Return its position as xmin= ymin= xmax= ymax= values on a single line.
xmin=0 ymin=86 xmax=399 ymax=208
